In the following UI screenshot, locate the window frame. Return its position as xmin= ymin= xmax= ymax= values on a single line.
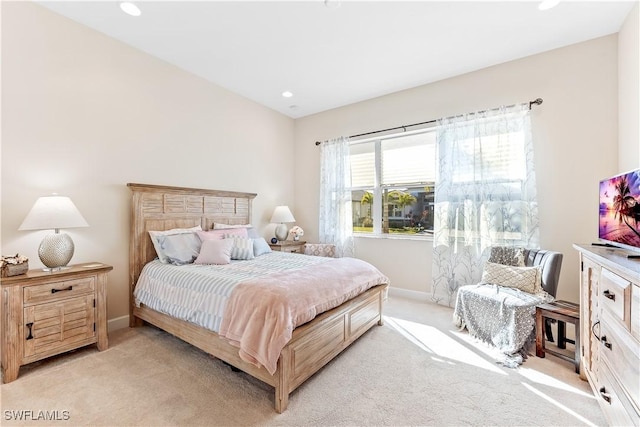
xmin=350 ymin=126 xmax=437 ymax=239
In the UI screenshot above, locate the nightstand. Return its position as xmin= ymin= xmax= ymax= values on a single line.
xmin=1 ymin=262 xmax=112 ymax=383
xmin=269 ymin=240 xmax=306 ymax=254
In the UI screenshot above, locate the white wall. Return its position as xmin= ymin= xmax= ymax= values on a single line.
xmin=2 ymin=2 xmax=637 ymax=322
xmin=1 ymin=3 xmax=295 ymax=323
xmin=294 ymin=35 xmax=620 ymax=304
xmin=618 ymin=2 xmax=640 ymax=171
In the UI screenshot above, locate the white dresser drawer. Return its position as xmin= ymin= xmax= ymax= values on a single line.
xmin=599 ymin=308 xmax=640 ymax=407
xmin=597 ymin=363 xmax=640 ymax=427
xmin=600 ymin=268 xmax=630 ymax=325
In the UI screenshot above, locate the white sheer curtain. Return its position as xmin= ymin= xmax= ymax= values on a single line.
xmin=319 ymin=136 xmax=354 ymax=258
xmin=431 ymin=104 xmax=539 ymax=306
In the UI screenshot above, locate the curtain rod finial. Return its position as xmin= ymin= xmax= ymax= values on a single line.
xmin=530 ymin=98 xmax=543 ymax=108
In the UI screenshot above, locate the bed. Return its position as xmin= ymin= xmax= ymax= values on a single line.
xmin=127 ymin=183 xmax=389 ymax=413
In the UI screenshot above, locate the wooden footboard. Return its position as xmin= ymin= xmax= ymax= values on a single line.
xmin=134 ymin=283 xmax=387 ymax=412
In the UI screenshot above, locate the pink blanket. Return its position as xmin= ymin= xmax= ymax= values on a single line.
xmin=218 ymin=257 xmax=389 ymax=375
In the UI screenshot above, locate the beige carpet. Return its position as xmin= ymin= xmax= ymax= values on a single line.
xmin=1 ymin=296 xmax=606 ymax=426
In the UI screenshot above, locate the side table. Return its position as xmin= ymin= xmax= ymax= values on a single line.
xmin=535 ymin=300 xmax=581 ymax=373
xmin=1 ymin=262 xmax=112 ymax=383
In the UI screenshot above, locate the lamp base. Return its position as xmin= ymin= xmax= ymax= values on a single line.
xmin=38 ymin=233 xmax=75 ymax=269
xmin=41 ymin=266 xmax=72 ymax=272
xmin=275 ymin=223 xmax=289 ymax=241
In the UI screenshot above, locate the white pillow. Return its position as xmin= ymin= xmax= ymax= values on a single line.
xmin=194 ymin=239 xmax=233 ymax=265
xmin=480 ymin=262 xmax=541 ymax=294
xmin=149 ymin=226 xmax=202 ymax=264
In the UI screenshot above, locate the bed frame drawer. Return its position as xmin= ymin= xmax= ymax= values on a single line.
xmin=349 ymin=293 xmax=382 ymax=337
xmin=289 ymin=316 xmax=345 ymax=381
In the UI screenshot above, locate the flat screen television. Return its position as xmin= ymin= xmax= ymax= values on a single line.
xmin=598 ymin=168 xmax=640 ymax=254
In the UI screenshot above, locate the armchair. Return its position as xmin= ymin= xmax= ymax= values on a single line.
xmin=453 ymin=248 xmax=563 ymax=366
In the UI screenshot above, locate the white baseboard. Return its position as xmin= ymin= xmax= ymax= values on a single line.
xmin=108 ymin=315 xmax=130 ymax=332
xmin=387 ymin=286 xmax=430 ymax=301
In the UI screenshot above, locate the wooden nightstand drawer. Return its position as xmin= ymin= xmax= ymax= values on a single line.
xmin=269 ymin=241 xmax=306 ymax=254
xmin=23 ymin=294 xmax=95 ymax=359
xmin=23 ymin=276 xmax=95 ymax=305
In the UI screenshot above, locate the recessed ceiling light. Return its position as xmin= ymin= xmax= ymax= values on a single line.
xmin=120 ymin=2 xmax=141 ymax=17
xmin=282 ymin=91 xmax=293 ymax=98
xmin=538 ymin=0 xmax=560 ymax=11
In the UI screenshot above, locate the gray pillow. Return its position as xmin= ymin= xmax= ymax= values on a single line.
xmin=253 ymin=237 xmax=272 ymax=257
xmin=156 ymin=233 xmax=202 ymax=265
xmin=488 ymin=246 xmax=525 ymax=267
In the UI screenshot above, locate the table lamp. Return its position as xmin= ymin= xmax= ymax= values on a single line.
xmin=19 ymin=195 xmax=89 ymax=270
xmin=270 ymin=206 xmax=295 ymax=241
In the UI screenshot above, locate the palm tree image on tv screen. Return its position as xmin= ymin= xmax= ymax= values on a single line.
xmin=599 ymin=169 xmax=640 ymax=250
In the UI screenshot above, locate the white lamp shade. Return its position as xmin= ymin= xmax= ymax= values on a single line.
xmin=270 ymin=206 xmax=296 ymax=224
xmin=19 ymin=195 xmax=89 ymax=231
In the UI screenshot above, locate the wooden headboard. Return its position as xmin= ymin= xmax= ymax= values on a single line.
xmin=127 ymin=183 xmax=257 ymax=318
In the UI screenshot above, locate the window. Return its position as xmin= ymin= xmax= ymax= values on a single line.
xmin=350 ymin=129 xmax=436 ymax=236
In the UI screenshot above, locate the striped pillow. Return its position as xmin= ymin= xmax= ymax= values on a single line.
xmin=227 ymin=236 xmax=255 ymax=260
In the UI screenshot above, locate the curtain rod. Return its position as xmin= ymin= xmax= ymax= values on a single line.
xmin=314 ymin=97 xmax=543 ymax=146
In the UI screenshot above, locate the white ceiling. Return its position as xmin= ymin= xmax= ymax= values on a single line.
xmin=37 ymin=0 xmax=636 ymax=119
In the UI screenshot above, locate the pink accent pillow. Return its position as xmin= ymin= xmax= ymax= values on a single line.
xmin=197 ymin=228 xmax=248 ymax=241
xmin=194 ymin=239 xmax=233 ymax=265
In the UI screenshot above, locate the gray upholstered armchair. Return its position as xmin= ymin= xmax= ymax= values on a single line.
xmin=453 ymin=248 xmax=563 ymax=366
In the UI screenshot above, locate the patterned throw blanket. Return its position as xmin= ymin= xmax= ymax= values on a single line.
xmin=453 ymin=284 xmax=553 ymax=367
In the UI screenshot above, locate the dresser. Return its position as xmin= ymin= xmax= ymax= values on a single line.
xmin=1 ymin=263 xmax=112 ymax=383
xmin=574 ymin=244 xmax=640 ymax=426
